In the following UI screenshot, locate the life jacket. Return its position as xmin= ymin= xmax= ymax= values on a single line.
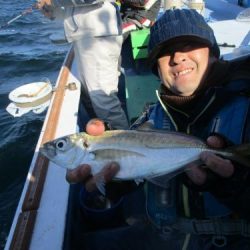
xmin=139 ymin=78 xmax=250 ymax=232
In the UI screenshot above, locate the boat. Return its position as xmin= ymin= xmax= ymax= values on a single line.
xmin=4 ymin=1 xmax=250 ymax=249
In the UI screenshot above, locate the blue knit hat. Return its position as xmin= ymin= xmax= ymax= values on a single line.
xmin=148 ymin=9 xmax=220 ymax=70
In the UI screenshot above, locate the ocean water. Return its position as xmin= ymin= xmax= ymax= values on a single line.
xmin=0 ymin=1 xmax=69 ymax=248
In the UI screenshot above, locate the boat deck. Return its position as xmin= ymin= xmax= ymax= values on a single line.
xmin=4 ymin=1 xmax=250 ymax=249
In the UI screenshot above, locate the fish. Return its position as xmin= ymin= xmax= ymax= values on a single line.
xmin=40 ymin=130 xmax=250 ymax=192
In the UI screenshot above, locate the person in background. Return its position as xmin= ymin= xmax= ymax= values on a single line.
xmin=120 ymin=0 xmax=161 ymax=37
xmin=66 ymin=9 xmax=250 ymax=250
xmin=37 ymin=0 xmax=129 ymax=130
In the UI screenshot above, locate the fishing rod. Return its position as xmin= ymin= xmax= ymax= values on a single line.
xmin=0 ymin=4 xmax=37 ymax=29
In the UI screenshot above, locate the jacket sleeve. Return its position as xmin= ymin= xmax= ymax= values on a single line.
xmin=185 ymin=109 xmax=250 ymax=220
xmin=210 ymin=164 xmax=250 ymax=220
xmin=210 ymin=103 xmax=250 ymax=219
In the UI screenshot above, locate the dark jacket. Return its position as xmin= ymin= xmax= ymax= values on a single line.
xmin=134 ymin=56 xmax=250 ymax=228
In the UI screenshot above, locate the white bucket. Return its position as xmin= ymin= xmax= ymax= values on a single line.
xmin=7 ymin=81 xmax=53 ymax=117
xmin=9 ymin=81 xmax=52 ymax=107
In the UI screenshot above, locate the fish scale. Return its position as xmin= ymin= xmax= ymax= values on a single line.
xmin=85 ymin=130 xmax=206 ymax=149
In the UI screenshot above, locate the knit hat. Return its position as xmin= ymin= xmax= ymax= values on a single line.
xmin=148 ymin=9 xmax=220 ymax=73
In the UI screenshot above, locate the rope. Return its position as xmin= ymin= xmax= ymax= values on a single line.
xmin=17 ymin=82 xmax=49 ymax=98
xmin=14 ymin=92 xmax=52 ymax=108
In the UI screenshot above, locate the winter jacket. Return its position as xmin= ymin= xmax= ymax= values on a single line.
xmin=130 ymin=57 xmax=250 ymax=237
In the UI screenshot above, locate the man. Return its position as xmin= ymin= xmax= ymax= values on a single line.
xmin=67 ymin=9 xmax=250 ymax=249
xmin=37 ymin=0 xmax=129 ymax=129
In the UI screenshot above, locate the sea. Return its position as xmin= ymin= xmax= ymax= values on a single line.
xmin=0 ymin=1 xmax=69 ymax=248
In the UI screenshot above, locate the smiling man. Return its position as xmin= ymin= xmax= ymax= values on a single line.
xmin=66 ymin=9 xmax=250 ymax=250
xmin=156 ymin=41 xmax=213 ymax=96
xmin=148 ymin=9 xmax=220 ymax=98
xmin=157 ymin=42 xmax=211 ymax=96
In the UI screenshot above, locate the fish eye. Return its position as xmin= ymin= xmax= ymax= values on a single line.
xmin=55 ymin=139 xmax=67 ymax=150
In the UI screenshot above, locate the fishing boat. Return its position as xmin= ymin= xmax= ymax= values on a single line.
xmin=4 ymin=1 xmax=250 ymax=249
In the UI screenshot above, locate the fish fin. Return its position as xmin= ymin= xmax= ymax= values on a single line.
xmin=134 ymin=178 xmax=144 ymax=185
xmin=146 ymin=170 xmax=182 ymax=188
xmin=223 ymin=143 xmax=250 ymax=167
xmin=91 ymin=149 xmax=145 ymax=160
xmin=146 ymin=159 xmax=203 ymax=188
xmin=94 ymin=174 xmax=106 ymax=195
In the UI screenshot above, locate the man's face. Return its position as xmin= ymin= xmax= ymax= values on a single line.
xmin=157 ymin=41 xmax=215 ymax=96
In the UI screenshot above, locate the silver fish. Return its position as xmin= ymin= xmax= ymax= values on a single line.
xmin=40 ymin=130 xmax=250 ymax=189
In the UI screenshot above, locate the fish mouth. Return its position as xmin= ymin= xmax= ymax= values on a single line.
xmin=39 ymin=143 xmax=56 ymax=160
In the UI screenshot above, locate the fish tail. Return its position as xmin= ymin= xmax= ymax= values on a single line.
xmin=224 ymin=143 xmax=250 ymax=167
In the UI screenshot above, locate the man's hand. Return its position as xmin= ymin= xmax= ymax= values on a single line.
xmin=36 ymin=0 xmax=55 ymax=19
xmin=66 ymin=162 xmax=120 ymax=192
xmin=65 ymin=119 xmax=119 ymax=192
xmin=36 ymin=0 xmax=52 ymax=8
xmin=185 ymin=135 xmax=234 ymax=185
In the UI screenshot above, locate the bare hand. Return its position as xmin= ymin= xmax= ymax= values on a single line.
xmin=36 ymin=0 xmax=54 ymax=19
xmin=36 ymin=0 xmax=52 ymax=8
xmin=65 ymin=119 xmax=119 ymax=192
xmin=66 ymin=162 xmax=120 ymax=192
xmin=185 ymin=135 xmax=234 ymax=185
